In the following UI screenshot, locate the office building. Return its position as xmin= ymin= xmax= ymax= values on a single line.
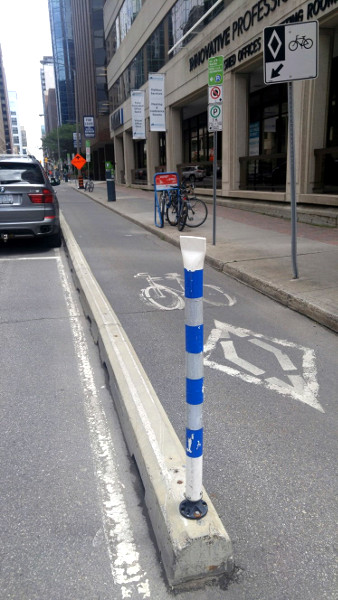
xmin=0 ymin=45 xmax=13 ymax=154
xmin=71 ymin=0 xmax=113 ymax=178
xmin=8 ymin=91 xmax=23 ymax=154
xmin=40 ymin=56 xmax=58 ymax=134
xmin=104 ymin=0 xmax=338 ymax=208
xmin=48 ymin=0 xmax=76 ymax=126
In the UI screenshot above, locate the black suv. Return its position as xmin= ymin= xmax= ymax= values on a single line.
xmin=0 ymin=154 xmax=61 ymax=247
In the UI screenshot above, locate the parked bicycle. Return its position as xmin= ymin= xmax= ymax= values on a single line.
xmin=84 ymin=178 xmax=94 ymax=192
xmin=165 ymin=182 xmax=208 ymax=231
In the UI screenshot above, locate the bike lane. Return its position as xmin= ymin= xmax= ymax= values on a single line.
xmin=58 ymin=185 xmax=337 ymax=600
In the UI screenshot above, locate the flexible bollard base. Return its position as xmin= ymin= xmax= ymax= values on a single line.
xmin=180 ymin=498 xmax=208 ymax=520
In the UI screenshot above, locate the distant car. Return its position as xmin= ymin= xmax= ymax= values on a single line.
xmin=182 ymin=165 xmax=206 ymax=182
xmin=0 ymin=154 xmax=61 ymax=247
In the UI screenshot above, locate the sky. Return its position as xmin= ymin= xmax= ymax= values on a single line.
xmin=0 ymin=0 xmax=53 ymax=161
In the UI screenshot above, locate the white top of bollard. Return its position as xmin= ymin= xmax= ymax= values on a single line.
xmin=180 ymin=236 xmax=206 ymax=271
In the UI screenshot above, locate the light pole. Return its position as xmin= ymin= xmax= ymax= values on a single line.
xmin=72 ymin=68 xmax=84 ymax=188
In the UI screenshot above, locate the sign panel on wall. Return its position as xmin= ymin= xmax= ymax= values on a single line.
xmin=131 ymin=90 xmax=146 ymax=139
xmin=264 ymin=21 xmax=318 ymax=84
xmin=149 ymin=73 xmax=166 ymax=132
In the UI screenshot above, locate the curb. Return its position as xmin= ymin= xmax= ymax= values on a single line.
xmin=60 ymin=212 xmax=234 ymax=588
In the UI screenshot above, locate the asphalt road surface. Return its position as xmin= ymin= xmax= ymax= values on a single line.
xmin=1 ymin=183 xmax=336 ymax=600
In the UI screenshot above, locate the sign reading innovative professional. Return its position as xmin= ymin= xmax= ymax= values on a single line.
xmin=149 ymin=73 xmax=166 ymax=132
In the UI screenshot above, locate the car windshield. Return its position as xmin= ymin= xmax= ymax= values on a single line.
xmin=0 ymin=163 xmax=44 ymax=185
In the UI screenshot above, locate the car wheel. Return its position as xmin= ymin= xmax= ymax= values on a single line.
xmin=189 ymin=174 xmax=196 ymax=182
xmin=46 ymin=230 xmax=62 ymax=248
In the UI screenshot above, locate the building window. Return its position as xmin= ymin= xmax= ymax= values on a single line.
xmin=240 ymin=70 xmax=287 ymax=191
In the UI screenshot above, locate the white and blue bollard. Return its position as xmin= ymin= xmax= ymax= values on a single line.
xmin=179 ymin=236 xmax=208 ymax=520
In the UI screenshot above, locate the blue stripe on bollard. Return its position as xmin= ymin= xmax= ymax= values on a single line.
xmin=186 ymin=428 xmax=203 ymax=458
xmin=185 ymin=325 xmax=203 ymax=353
xmin=184 ymin=268 xmax=203 ymax=298
xmin=186 ymin=378 xmax=203 ymax=405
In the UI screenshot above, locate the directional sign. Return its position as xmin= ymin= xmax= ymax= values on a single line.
xmin=208 ymin=103 xmax=223 ymax=131
xmin=209 ymin=85 xmax=223 ymax=103
xmin=71 ymin=154 xmax=86 ymax=170
xmin=264 ymin=21 xmax=318 ymax=84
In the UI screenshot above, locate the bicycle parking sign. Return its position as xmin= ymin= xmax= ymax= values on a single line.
xmin=264 ymin=21 xmax=318 ymax=84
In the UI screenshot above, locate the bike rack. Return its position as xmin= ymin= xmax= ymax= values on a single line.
xmin=154 ymin=172 xmax=180 ymax=228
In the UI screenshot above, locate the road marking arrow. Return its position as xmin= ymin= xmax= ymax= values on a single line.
xmin=204 ymin=320 xmax=323 ymax=413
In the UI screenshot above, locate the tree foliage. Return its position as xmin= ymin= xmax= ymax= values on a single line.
xmin=41 ymin=124 xmax=77 ymax=162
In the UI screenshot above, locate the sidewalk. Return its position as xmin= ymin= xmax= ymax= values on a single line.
xmin=73 ymin=181 xmax=338 ymax=333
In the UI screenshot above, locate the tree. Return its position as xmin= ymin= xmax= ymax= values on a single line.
xmin=41 ymin=124 xmax=77 ymax=162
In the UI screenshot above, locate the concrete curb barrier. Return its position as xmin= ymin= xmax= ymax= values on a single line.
xmin=60 ymin=213 xmax=234 ymax=588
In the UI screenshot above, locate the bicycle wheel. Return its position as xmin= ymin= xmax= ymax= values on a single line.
xmin=166 ymin=199 xmax=179 ymax=226
xmin=304 ymin=38 xmax=313 ymax=49
xmin=185 ymin=198 xmax=208 ymax=227
xmin=160 ymin=191 xmax=167 ymax=224
xmin=203 ymin=284 xmax=236 ymax=307
xmin=178 ymin=204 xmax=188 ymax=231
xmin=142 ymin=285 xmax=184 ymax=311
xmin=288 ymin=40 xmax=298 ymax=51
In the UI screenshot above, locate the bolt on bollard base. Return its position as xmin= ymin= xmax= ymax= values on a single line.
xmin=106 ymin=169 xmax=116 ymax=202
xmin=179 ymin=498 xmax=208 ymax=520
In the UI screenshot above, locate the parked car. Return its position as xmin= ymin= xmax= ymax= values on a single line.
xmin=182 ymin=165 xmax=206 ymax=182
xmin=0 ymin=154 xmax=61 ymax=247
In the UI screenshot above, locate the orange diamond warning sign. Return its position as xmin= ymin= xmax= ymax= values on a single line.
xmin=71 ymin=154 xmax=86 ymax=170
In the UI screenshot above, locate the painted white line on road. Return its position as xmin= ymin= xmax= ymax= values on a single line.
xmin=0 ymin=256 xmax=58 ymax=261
xmin=221 ymin=340 xmax=265 ymax=376
xmin=55 ymin=254 xmax=151 ymax=599
xmin=250 ymin=338 xmax=297 ymax=371
xmin=204 ymin=319 xmax=323 ymax=413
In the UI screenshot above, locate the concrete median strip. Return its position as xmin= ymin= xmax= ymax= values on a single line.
xmin=60 ymin=213 xmax=234 ymax=588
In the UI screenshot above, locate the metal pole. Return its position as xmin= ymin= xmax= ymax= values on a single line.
xmin=288 ymin=82 xmax=298 ymax=279
xmin=213 ymin=132 xmax=217 ymax=246
xmin=73 ymin=69 xmax=84 ymax=189
xmin=179 ymin=236 xmax=208 ymax=520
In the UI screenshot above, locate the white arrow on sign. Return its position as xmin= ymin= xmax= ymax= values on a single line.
xmin=204 ymin=320 xmax=323 ymax=412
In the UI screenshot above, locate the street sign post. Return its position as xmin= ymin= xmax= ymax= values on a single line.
xmin=264 ymin=21 xmax=318 ymax=84
xmin=263 ymin=21 xmax=318 ymax=279
xmin=208 ymin=56 xmax=223 ymax=85
xmin=208 ymin=103 xmax=223 ymax=132
xmin=71 ymin=154 xmax=86 ymax=170
xmin=208 ymin=56 xmax=224 ymax=246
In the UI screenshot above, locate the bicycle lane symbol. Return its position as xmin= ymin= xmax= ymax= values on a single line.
xmin=134 ymin=272 xmax=236 ymax=311
xmin=204 ymin=319 xmax=323 ymax=412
